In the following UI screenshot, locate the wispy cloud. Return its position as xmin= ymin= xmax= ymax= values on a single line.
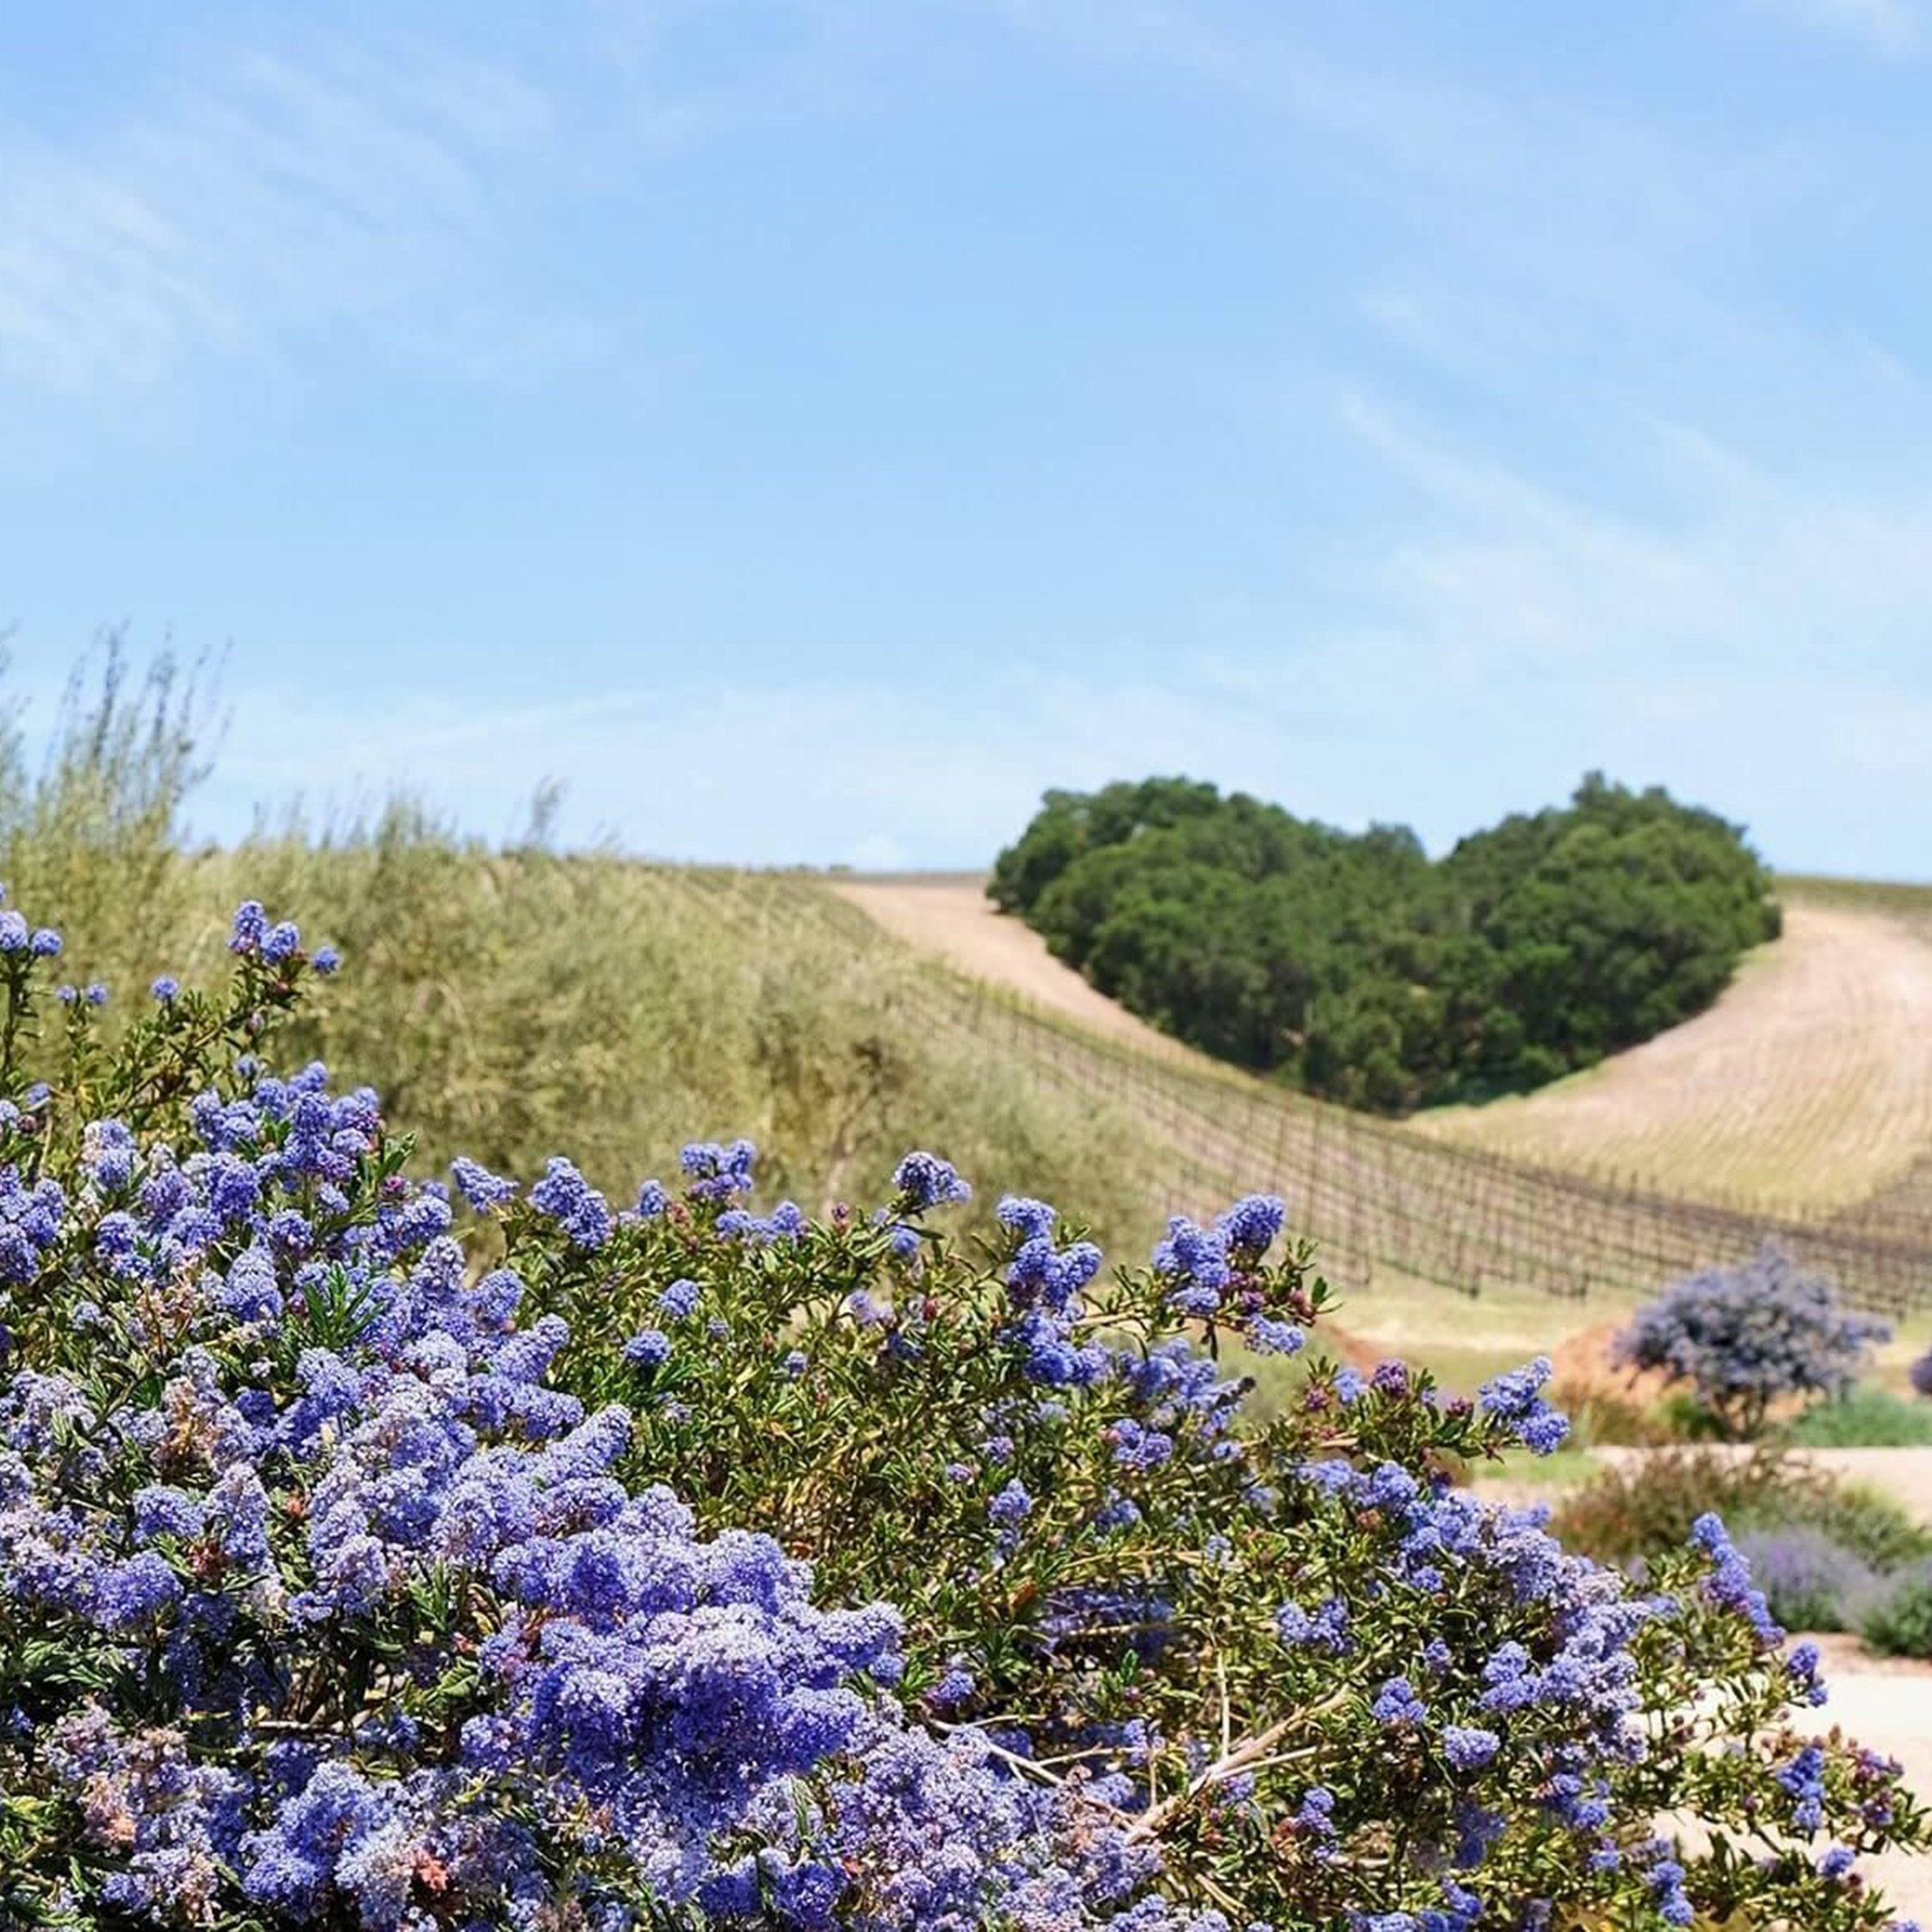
xmin=1003 ymin=1 xmax=1896 ymax=414
xmin=1753 ymin=0 xmax=1921 ymax=55
xmin=7 ymin=2 xmax=1929 ymax=880
xmin=186 ymin=668 xmax=1322 ymax=868
xmin=1288 ymin=391 xmax=1932 ymax=864
xmin=0 ymin=38 xmax=565 ymax=392
xmin=1332 ymin=392 xmax=1932 ymax=680
xmin=590 ymin=0 xmax=961 ymax=145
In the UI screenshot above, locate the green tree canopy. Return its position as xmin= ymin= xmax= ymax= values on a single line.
xmin=992 ymin=773 xmax=1780 ymax=1112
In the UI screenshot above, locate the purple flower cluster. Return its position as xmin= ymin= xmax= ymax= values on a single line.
xmin=0 ymin=912 xmax=62 ymax=957
xmin=1150 ymin=1195 xmax=1306 ymax=1358
xmin=450 ymin=1155 xmax=518 ymax=1211
xmin=681 ymin=1137 xmax=759 ymax=1201
xmin=0 ymin=904 xmax=1922 ymax=1932
xmin=1271 ymin=1450 xmax=1663 ymax=1837
xmin=0 ymin=1022 xmax=1223 ymax=1928
xmin=892 ymin=1149 xmax=972 ymax=1210
xmin=1476 ymin=1355 xmax=1571 ymax=1456
xmin=528 ymin=1155 xmax=612 ymax=1249
xmin=1618 ymin=1241 xmax=1889 ymax=1436
xmin=0 ymin=1164 xmax=65 ymax=1284
xmin=719 ymin=1198 xmax=810 ymax=1244
xmin=1690 ymin=1511 xmax=1784 ymax=1645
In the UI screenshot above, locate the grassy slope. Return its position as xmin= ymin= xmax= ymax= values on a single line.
xmin=38 ymin=819 xmax=1657 ymax=1391
xmin=16 ymin=658 xmax=1932 ymax=1367
xmin=12 ymin=817 xmax=1177 ymax=1254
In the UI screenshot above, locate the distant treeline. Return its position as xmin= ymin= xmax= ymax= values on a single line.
xmin=991 ymin=774 xmax=1780 ymax=1113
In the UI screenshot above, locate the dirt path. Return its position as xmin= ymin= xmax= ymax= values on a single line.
xmin=833 ymin=875 xmax=1207 ymax=1065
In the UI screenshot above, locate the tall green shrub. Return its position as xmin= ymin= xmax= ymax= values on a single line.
xmin=992 ymin=771 xmax=1779 ymax=1110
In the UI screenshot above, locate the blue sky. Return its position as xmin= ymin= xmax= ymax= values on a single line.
xmin=3 ymin=1 xmax=1929 ymax=874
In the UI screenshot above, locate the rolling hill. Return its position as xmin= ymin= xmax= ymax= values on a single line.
xmin=832 ymin=872 xmax=1932 ymax=1321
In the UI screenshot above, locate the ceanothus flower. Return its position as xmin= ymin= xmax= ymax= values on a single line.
xmin=892 ymin=1150 xmax=972 ymax=1211
xmin=1218 ymin=1193 xmax=1284 ymax=1255
xmin=261 ymin=921 xmax=301 ymax=965
xmin=659 ymin=1278 xmax=702 ymax=1320
xmin=997 ymin=1194 xmax=1059 ymax=1240
xmin=681 ymin=1139 xmax=758 ymax=1201
xmin=451 ymin=1157 xmax=518 ymax=1212
xmin=1442 ymin=1725 xmax=1500 ymax=1771
xmin=528 ymin=1157 xmax=612 ymax=1250
xmin=0 ymin=937 xmax=1920 ymax=1932
xmin=1373 ymin=1676 xmax=1428 ymax=1726
xmin=227 ymin=901 xmax=269 ymax=955
xmin=1477 ymin=1356 xmax=1571 ymax=1456
xmin=990 ymin=1479 xmax=1033 ymax=1525
xmin=1617 ymin=1244 xmax=1888 ymax=1437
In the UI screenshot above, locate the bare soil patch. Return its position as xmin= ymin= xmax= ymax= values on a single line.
xmin=1419 ymin=902 xmax=1932 ymax=1207
xmin=833 ymin=876 xmax=1206 ymax=1065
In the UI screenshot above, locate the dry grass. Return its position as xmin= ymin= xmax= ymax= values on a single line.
xmin=1419 ymin=896 xmax=1932 ymax=1208
xmin=0 ymin=664 xmax=1179 ymax=1253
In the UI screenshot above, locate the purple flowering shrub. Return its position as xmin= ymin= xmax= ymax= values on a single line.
xmin=1911 ymin=1346 xmax=1932 ymax=1398
xmin=0 ymin=901 xmax=1924 ymax=1929
xmin=1615 ymin=1240 xmax=1890 ymax=1440
xmin=1733 ymin=1526 xmax=1886 ymax=1634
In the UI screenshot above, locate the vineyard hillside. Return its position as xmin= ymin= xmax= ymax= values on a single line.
xmin=838 ymin=873 xmax=1932 ymax=1214
xmin=1418 ymin=889 xmax=1932 ymax=1209
xmin=832 ymin=871 xmax=1932 ymax=1326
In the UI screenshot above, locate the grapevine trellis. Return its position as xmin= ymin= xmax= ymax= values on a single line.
xmin=683 ymin=869 xmax=1932 ymax=1321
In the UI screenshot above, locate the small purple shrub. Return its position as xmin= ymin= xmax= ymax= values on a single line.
xmin=1910 ymin=1347 xmax=1932 ymax=1398
xmin=1615 ymin=1240 xmax=1889 ymax=1440
xmin=1731 ymin=1526 xmax=1882 ymax=1633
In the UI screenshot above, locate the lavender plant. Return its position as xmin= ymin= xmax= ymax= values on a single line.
xmin=1733 ymin=1526 xmax=1886 ymax=1634
xmin=1615 ymin=1241 xmax=1890 ymax=1440
xmin=0 ymin=899 xmax=1923 ymax=1929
